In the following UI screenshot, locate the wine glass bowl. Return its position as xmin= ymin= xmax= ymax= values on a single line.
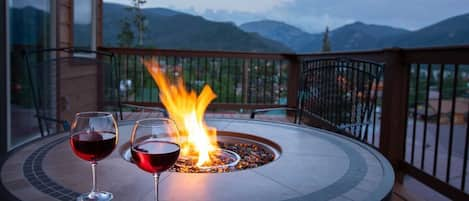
xmin=70 ymin=129 xmax=117 ymax=162
xmin=70 ymin=112 xmax=118 ymax=201
xmin=131 ymin=138 xmax=180 ymax=173
xmin=130 ymin=118 xmax=181 ymax=201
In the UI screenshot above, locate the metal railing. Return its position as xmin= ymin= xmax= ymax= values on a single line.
xmin=99 ymin=47 xmax=295 ymax=111
xmin=402 ymin=47 xmax=469 ymax=200
xmin=299 ymin=58 xmax=383 ymax=147
xmin=296 ymin=46 xmax=469 ymax=200
xmin=98 ymin=45 xmax=469 ymax=200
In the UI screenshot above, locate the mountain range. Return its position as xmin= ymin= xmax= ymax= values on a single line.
xmin=12 ymin=3 xmax=469 ymax=53
xmin=103 ymin=3 xmax=469 ymax=53
xmin=241 ymin=13 xmax=469 ymax=52
xmin=102 ymin=3 xmax=292 ymax=52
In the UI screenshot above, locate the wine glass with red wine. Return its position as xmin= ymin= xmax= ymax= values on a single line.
xmin=130 ymin=118 xmax=180 ymax=201
xmin=70 ymin=112 xmax=118 ymax=201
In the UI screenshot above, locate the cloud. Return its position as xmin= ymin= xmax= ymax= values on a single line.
xmin=275 ymin=0 xmax=469 ymax=31
xmin=107 ymin=0 xmax=294 ymax=13
xmin=105 ymin=0 xmax=469 ymax=33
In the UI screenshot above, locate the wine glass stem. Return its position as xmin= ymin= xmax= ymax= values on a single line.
xmin=153 ymin=173 xmax=160 ymax=201
xmin=91 ymin=162 xmax=98 ymax=194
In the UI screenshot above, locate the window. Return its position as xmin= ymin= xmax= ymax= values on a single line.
xmin=8 ymin=0 xmax=53 ymax=149
xmin=73 ymin=0 xmax=96 ymax=50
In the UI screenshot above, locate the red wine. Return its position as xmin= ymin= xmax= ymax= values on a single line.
xmin=131 ymin=141 xmax=180 ymax=174
xmin=70 ymin=131 xmax=117 ymax=162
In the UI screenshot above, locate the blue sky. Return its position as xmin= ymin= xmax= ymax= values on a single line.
xmin=12 ymin=0 xmax=469 ymax=33
xmin=104 ymin=0 xmax=469 ymax=33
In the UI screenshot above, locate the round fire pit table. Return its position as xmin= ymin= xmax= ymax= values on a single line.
xmin=1 ymin=118 xmax=394 ymax=201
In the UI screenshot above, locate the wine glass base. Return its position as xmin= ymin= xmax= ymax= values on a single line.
xmin=76 ymin=191 xmax=113 ymax=201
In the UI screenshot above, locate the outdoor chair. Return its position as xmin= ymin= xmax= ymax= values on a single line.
xmin=23 ymin=48 xmax=166 ymax=137
xmin=251 ymin=57 xmax=383 ymax=141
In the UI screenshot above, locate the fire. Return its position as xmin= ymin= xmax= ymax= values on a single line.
xmin=143 ymin=59 xmax=219 ymax=167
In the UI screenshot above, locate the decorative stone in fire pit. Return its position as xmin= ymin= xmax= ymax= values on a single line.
xmin=120 ymin=131 xmax=280 ymax=173
xmin=1 ymin=118 xmax=394 ymax=201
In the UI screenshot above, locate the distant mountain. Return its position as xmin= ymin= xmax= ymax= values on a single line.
xmin=14 ymin=3 xmax=469 ymax=53
xmin=10 ymin=6 xmax=51 ymax=46
xmin=241 ymin=13 xmax=469 ymax=52
xmin=241 ymin=20 xmax=410 ymax=52
xmin=383 ymin=13 xmax=469 ymax=48
xmin=195 ymin=9 xmax=263 ymax=26
xmin=104 ymin=2 xmax=182 ymax=18
xmin=240 ymin=20 xmax=321 ymax=53
xmin=142 ymin=7 xmax=182 ymax=17
xmin=102 ymin=3 xmax=292 ymax=52
xmin=330 ymin=22 xmax=410 ymax=51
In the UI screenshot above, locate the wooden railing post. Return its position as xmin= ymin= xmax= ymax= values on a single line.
xmin=379 ymin=48 xmax=407 ymax=183
xmin=287 ymin=55 xmax=300 ymax=109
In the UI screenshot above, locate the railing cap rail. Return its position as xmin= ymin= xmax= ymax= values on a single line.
xmin=100 ymin=44 xmax=469 ymax=63
xmin=98 ymin=46 xmax=297 ymax=60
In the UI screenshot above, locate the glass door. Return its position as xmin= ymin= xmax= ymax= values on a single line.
xmin=8 ymin=0 xmax=53 ymax=148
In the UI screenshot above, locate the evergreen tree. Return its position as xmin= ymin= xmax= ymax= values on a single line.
xmin=117 ymin=18 xmax=134 ymax=47
xmin=321 ymin=26 xmax=331 ymax=52
xmin=117 ymin=0 xmax=147 ymax=47
xmin=130 ymin=0 xmax=147 ymax=46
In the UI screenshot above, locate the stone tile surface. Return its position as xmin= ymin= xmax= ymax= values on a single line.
xmin=1 ymin=119 xmax=394 ymax=201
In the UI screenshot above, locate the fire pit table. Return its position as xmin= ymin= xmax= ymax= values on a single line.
xmin=1 ymin=118 xmax=394 ymax=201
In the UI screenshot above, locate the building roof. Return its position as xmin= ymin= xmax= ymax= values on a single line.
xmin=428 ymin=98 xmax=469 ymax=115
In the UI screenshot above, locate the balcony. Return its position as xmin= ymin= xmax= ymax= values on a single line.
xmin=3 ymin=42 xmax=469 ymax=201
xmin=3 ymin=0 xmax=469 ymax=200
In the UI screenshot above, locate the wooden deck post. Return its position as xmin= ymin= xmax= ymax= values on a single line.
xmin=379 ymin=48 xmax=408 ymax=183
xmin=287 ymin=55 xmax=300 ymax=112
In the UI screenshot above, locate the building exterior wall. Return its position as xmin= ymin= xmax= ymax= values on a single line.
xmin=97 ymin=0 xmax=103 ymax=47
xmin=56 ymin=0 xmax=103 ymax=122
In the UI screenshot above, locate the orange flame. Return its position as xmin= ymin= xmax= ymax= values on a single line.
xmin=144 ymin=59 xmax=219 ymax=166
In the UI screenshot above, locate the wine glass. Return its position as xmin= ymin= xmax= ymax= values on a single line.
xmin=70 ymin=112 xmax=119 ymax=201
xmin=130 ymin=118 xmax=181 ymax=201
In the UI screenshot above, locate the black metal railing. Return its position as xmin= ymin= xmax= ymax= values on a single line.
xmin=406 ymin=62 xmax=469 ymax=196
xmin=299 ymin=58 xmax=383 ymax=147
xmin=99 ymin=47 xmax=294 ymax=111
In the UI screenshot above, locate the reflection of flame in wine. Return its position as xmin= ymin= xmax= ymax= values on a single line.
xmin=144 ymin=59 xmax=219 ymax=167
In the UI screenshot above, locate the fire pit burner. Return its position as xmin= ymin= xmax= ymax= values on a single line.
xmin=173 ymin=149 xmax=240 ymax=173
xmin=120 ymin=131 xmax=281 ymax=173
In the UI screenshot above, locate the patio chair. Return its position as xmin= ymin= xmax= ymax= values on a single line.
xmin=251 ymin=57 xmax=383 ymax=141
xmin=23 ymin=48 xmax=166 ymax=137
xmin=23 ymin=48 xmax=112 ymax=136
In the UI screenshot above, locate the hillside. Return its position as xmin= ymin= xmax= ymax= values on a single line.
xmin=15 ymin=3 xmax=469 ymax=53
xmin=241 ymin=20 xmax=410 ymax=52
xmin=330 ymin=22 xmax=410 ymax=50
xmin=241 ymin=13 xmax=469 ymax=52
xmin=240 ymin=20 xmax=320 ymax=52
xmin=10 ymin=7 xmax=50 ymax=45
xmin=382 ymin=13 xmax=469 ymax=47
xmin=102 ymin=3 xmax=292 ymax=53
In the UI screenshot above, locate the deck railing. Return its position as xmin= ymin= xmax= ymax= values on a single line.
xmin=99 ymin=47 xmax=297 ymax=111
xmin=400 ymin=47 xmax=469 ymax=200
xmin=99 ymin=45 xmax=469 ymax=200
